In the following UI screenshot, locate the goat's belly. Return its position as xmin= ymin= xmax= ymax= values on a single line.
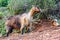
xmin=12 ymin=22 xmax=21 ymax=30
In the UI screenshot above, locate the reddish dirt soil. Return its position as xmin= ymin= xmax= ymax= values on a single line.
xmin=0 ymin=19 xmax=60 ymax=40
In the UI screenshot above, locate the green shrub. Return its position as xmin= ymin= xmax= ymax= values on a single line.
xmin=0 ymin=19 xmax=6 ymax=35
xmin=0 ymin=0 xmax=8 ymax=7
xmin=7 ymin=0 xmax=33 ymax=14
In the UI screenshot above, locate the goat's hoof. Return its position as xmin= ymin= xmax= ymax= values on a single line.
xmin=27 ymin=28 xmax=30 ymax=33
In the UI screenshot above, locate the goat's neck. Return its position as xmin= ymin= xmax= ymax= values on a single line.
xmin=28 ymin=8 xmax=35 ymax=17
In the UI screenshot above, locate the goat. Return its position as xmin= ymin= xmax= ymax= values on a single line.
xmin=4 ymin=5 xmax=41 ymax=37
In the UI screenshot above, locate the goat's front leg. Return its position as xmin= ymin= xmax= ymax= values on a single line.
xmin=20 ymin=24 xmax=25 ymax=34
xmin=28 ymin=22 xmax=32 ymax=32
xmin=26 ymin=23 xmax=32 ymax=33
xmin=20 ymin=18 xmax=25 ymax=34
xmin=27 ymin=21 xmax=33 ymax=33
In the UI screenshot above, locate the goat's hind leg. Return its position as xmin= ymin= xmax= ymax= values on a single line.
xmin=4 ymin=26 xmax=13 ymax=37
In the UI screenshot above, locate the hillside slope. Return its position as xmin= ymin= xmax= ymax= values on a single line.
xmin=0 ymin=19 xmax=60 ymax=40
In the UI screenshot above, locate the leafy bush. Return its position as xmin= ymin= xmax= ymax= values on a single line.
xmin=7 ymin=0 xmax=33 ymax=14
xmin=0 ymin=19 xmax=6 ymax=35
xmin=0 ymin=0 xmax=8 ymax=7
xmin=0 ymin=12 xmax=3 ymax=16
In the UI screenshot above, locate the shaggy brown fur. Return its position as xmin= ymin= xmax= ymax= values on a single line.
xmin=4 ymin=5 xmax=41 ymax=37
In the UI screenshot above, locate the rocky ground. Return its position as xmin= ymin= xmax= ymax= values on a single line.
xmin=0 ymin=19 xmax=60 ymax=40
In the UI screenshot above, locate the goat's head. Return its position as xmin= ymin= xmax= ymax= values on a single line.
xmin=31 ymin=5 xmax=42 ymax=13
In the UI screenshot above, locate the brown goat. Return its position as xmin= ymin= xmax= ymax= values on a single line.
xmin=4 ymin=5 xmax=41 ymax=37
